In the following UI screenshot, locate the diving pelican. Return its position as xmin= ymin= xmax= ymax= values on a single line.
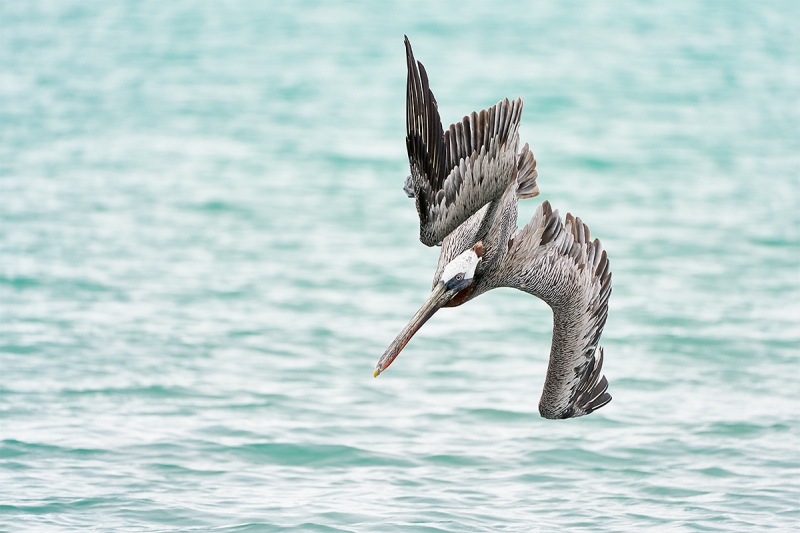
xmin=373 ymin=37 xmax=613 ymax=419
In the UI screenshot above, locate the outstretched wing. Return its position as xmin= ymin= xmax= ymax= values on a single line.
xmin=405 ymin=36 xmax=522 ymax=247
xmin=501 ymin=201 xmax=612 ymax=419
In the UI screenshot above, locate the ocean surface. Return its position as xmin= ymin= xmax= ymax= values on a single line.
xmin=1 ymin=1 xmax=799 ymax=531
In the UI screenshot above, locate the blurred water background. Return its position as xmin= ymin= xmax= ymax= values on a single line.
xmin=1 ymin=1 xmax=799 ymax=531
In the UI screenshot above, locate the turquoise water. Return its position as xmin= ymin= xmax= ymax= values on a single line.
xmin=1 ymin=1 xmax=799 ymax=531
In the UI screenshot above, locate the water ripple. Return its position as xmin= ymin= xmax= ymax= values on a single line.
xmin=2 ymin=1 xmax=798 ymax=531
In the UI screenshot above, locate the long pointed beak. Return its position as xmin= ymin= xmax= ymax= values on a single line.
xmin=374 ymin=282 xmax=456 ymax=378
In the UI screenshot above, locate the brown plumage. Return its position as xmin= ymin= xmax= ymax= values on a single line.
xmin=374 ymin=36 xmax=612 ymax=420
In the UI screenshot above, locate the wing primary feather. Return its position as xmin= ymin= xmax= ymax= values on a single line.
xmin=497 ymin=99 xmax=505 ymax=138
xmin=462 ymin=116 xmax=472 ymax=156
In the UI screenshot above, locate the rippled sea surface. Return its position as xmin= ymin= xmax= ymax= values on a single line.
xmin=2 ymin=1 xmax=799 ymax=531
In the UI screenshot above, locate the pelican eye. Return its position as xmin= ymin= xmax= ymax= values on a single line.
xmin=454 ymin=273 xmax=464 ymax=282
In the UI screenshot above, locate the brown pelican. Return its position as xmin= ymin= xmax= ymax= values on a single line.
xmin=373 ymin=37 xmax=613 ymax=419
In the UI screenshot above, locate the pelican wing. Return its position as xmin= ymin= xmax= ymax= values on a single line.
xmin=502 ymin=201 xmax=612 ymax=419
xmin=405 ymin=36 xmax=522 ymax=247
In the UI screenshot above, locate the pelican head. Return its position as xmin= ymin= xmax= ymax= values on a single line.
xmin=374 ymin=241 xmax=483 ymax=377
